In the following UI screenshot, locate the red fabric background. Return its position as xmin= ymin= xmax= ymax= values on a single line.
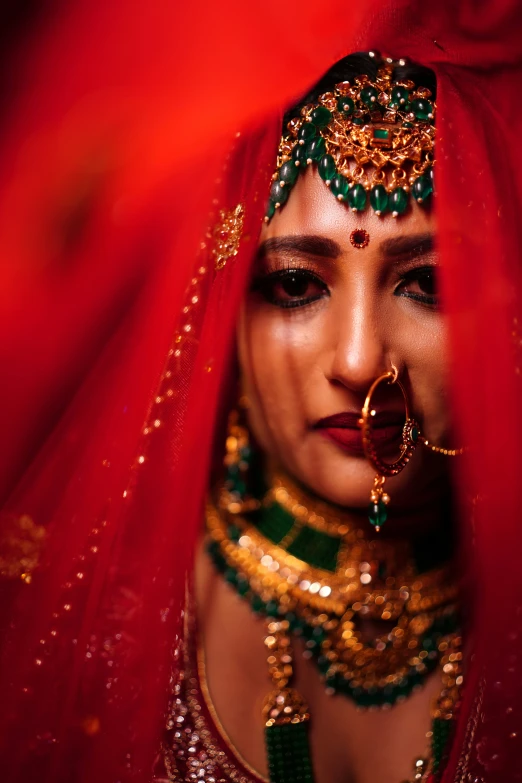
xmin=0 ymin=1 xmax=521 ymax=780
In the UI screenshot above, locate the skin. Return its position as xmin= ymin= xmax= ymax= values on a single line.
xmin=196 ymin=166 xmax=455 ymax=783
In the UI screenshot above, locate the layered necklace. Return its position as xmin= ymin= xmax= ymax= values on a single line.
xmin=206 ymin=455 xmax=463 ymax=783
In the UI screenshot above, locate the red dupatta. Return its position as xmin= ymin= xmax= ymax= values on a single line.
xmin=0 ymin=1 xmax=521 ymax=780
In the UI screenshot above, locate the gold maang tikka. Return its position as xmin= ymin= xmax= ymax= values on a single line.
xmin=359 ymin=365 xmax=465 ymax=531
xmin=266 ymin=56 xmax=435 ymax=222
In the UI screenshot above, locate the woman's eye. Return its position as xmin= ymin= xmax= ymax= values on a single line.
xmin=397 ymin=266 xmax=439 ymax=307
xmin=255 ymin=269 xmax=328 ymax=309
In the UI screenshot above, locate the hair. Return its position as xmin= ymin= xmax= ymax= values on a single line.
xmin=282 ymin=51 xmax=437 ymax=132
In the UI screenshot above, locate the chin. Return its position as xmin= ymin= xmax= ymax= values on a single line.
xmin=280 ymin=438 xmax=442 ymax=514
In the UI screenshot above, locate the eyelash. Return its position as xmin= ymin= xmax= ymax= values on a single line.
xmin=252 ymin=263 xmax=439 ymax=309
xmin=252 ymin=265 xmax=329 ymax=309
xmin=395 ymin=266 xmax=438 ymax=307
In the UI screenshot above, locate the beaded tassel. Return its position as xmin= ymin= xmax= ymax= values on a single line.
xmin=263 ymin=621 xmax=315 ymax=783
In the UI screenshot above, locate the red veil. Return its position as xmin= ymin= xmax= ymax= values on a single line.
xmin=0 ymin=1 xmax=521 ymax=780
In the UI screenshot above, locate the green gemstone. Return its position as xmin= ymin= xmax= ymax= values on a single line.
xmin=287 ymin=525 xmax=340 ymax=572
xmin=266 ymin=200 xmax=276 ymax=220
xmin=228 ymin=524 xmax=241 ymax=542
xmin=270 ymin=180 xmax=288 ymax=207
xmin=251 ymin=594 xmax=265 ymax=613
xmin=337 ymin=96 xmax=354 ymax=115
xmin=318 ymin=154 xmax=336 ymax=183
xmin=305 ymin=136 xmax=326 ymax=162
xmin=347 ymin=183 xmax=367 ymax=211
xmin=298 ymin=123 xmax=316 ymax=142
xmin=402 ymin=120 xmax=413 ymax=128
xmin=360 ymin=86 xmax=379 ymax=106
xmin=410 ymin=98 xmax=434 ymax=121
xmin=412 ymin=174 xmax=433 ymax=203
xmin=279 ymin=161 xmax=299 ymax=185
xmin=391 ymin=85 xmax=410 ymax=106
xmin=292 ymin=144 xmax=308 ymax=167
xmin=368 ymin=499 xmax=388 ymax=529
xmin=411 ymin=425 xmax=419 ymax=443
xmin=255 ymin=502 xmax=294 ymax=544
xmin=265 ymin=600 xmax=279 ymax=617
xmin=225 ymin=568 xmax=237 ymax=585
xmin=310 ymin=106 xmax=332 ymax=128
xmin=330 ymin=174 xmax=349 ymax=202
xmin=389 ymin=187 xmax=408 ymax=216
xmin=370 ymin=184 xmax=389 ymax=214
xmin=372 ymin=127 xmax=390 ymax=141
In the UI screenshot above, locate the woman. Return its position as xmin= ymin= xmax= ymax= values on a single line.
xmin=0 ymin=4 xmax=522 ymax=783
xmin=161 ymin=53 xmax=460 ymax=783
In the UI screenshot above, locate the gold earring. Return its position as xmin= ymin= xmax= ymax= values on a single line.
xmin=220 ymin=400 xmax=260 ymax=515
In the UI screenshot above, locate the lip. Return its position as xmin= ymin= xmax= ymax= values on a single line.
xmin=314 ymin=410 xmax=406 ymax=456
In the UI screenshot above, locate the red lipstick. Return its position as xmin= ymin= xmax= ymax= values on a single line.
xmin=314 ymin=411 xmax=405 ymax=456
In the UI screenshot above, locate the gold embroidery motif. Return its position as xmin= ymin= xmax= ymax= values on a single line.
xmin=453 ymin=676 xmax=485 ymax=782
xmin=212 ymin=204 xmax=245 ymax=270
xmin=0 ymin=513 xmax=46 ymax=583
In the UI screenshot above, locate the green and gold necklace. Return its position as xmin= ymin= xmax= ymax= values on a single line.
xmin=207 ymin=412 xmax=463 ymax=782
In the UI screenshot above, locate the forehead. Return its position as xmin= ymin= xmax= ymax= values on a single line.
xmin=260 ymin=168 xmax=435 ymax=248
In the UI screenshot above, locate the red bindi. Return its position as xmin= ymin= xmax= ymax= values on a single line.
xmin=350 ymin=229 xmax=370 ymax=249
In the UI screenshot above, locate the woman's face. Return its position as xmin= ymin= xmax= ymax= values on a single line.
xmin=238 ymin=167 xmax=451 ymax=514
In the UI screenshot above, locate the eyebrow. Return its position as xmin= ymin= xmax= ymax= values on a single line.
xmin=257 ymin=235 xmax=341 ymax=260
xmin=379 ymin=232 xmax=435 ymax=259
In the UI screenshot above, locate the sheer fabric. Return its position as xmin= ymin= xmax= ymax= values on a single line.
xmin=0 ymin=1 xmax=522 ymax=781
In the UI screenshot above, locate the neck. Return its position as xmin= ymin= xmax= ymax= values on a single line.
xmin=263 ymin=468 xmax=454 ymax=575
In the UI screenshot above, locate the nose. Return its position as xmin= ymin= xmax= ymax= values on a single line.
xmin=326 ymin=293 xmax=388 ymax=396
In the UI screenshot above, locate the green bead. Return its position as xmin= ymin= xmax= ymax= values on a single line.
xmin=270 ymin=180 xmax=288 ymax=207
xmin=347 ymin=183 xmax=367 ymax=211
xmin=410 ymin=98 xmax=434 ymax=120
xmin=225 ymin=568 xmax=237 ymax=585
xmin=251 ymin=594 xmax=265 ymax=613
xmin=330 ymin=174 xmax=349 ymax=202
xmin=265 ymin=600 xmax=279 ymax=617
xmin=292 ymin=144 xmax=308 ymax=167
xmin=368 ymin=499 xmax=388 ymax=529
xmin=390 ymin=85 xmax=410 ymax=107
xmin=351 ymin=116 xmax=364 ymax=126
xmin=298 ymin=123 xmax=316 ymax=142
xmin=360 ymin=86 xmax=379 ymax=107
xmin=227 ymin=524 xmax=241 ymax=542
xmin=389 ymin=187 xmax=408 ymax=216
xmin=279 ymin=161 xmax=299 ymax=185
xmin=266 ymin=200 xmax=276 ymax=220
xmin=337 ymin=96 xmax=354 ymax=114
xmin=305 ymin=136 xmax=326 ymax=162
xmin=412 ymin=174 xmax=433 ymax=203
xmin=402 ymin=120 xmax=413 ymax=128
xmin=370 ymin=184 xmax=389 ymax=215
xmin=310 ymin=106 xmax=332 ymax=128
xmin=318 ymin=154 xmax=336 ymax=183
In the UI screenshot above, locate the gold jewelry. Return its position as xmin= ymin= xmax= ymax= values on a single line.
xmin=359 ymin=365 xmax=419 ymax=531
xmin=360 ymin=365 xmax=465 ymax=530
xmin=349 ymin=228 xmax=370 ymax=248
xmin=266 ymin=57 xmax=435 ymax=223
xmin=207 ymin=471 xmax=459 ymax=708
